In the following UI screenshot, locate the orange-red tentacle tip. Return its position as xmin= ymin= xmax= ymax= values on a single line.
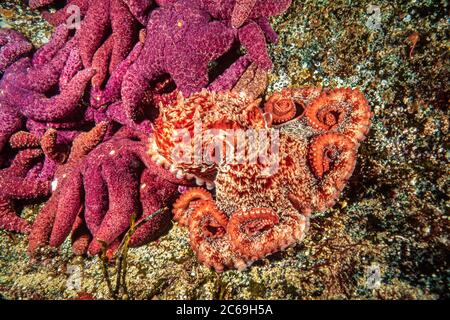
xmin=264 ymin=91 xmax=297 ymax=124
xmin=308 ymin=132 xmax=356 ymax=180
xmin=227 ymin=208 xmax=279 ymax=259
xmin=172 ymin=188 xmax=213 ymax=226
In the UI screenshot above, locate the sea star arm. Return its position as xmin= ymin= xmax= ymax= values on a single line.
xmin=167 ymin=52 xmax=209 ymax=96
xmin=255 ymin=16 xmax=278 ymax=43
xmin=0 ymin=29 xmax=33 ymax=73
xmin=0 ymin=104 xmax=24 ymax=154
xmin=70 ymin=213 xmax=92 ymax=255
xmin=0 ymin=198 xmax=31 ymax=233
xmin=82 ymin=161 xmax=109 ymax=235
xmin=123 ymin=0 xmax=153 ymax=25
xmin=91 ymin=41 xmax=143 ymax=107
xmin=49 ymin=171 xmax=84 ymax=247
xmin=231 ymin=0 xmax=257 ymax=28
xmin=42 ymin=0 xmax=90 ymax=26
xmin=3 ymin=149 xmax=43 ymax=177
xmin=129 ymin=168 xmax=175 ymax=247
xmin=16 ymin=39 xmax=75 ymax=93
xmin=78 ymin=0 xmax=111 ymax=68
xmin=110 ymin=0 xmax=138 ymax=74
xmin=122 ymin=62 xmax=152 ymax=120
xmin=187 ymin=21 xmax=236 ymax=61
xmin=238 ymin=20 xmax=272 ymax=70
xmin=208 ymin=55 xmax=251 ymax=92
xmin=252 ymin=0 xmax=292 ymax=19
xmin=59 ymin=47 xmax=84 ymax=91
xmin=17 ymin=68 xmax=95 ymax=122
xmin=28 ymin=194 xmax=59 ymax=255
xmin=88 ymin=158 xmax=142 ymax=255
xmin=32 ymin=24 xmax=69 ymax=67
xmin=91 ymin=36 xmax=115 ymax=89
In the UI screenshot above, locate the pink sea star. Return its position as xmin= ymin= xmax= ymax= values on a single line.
xmin=28 ymin=126 xmax=187 ymax=257
xmin=0 ymin=26 xmax=94 ymax=155
xmin=0 ymin=132 xmax=52 ymax=234
xmin=0 ymin=28 xmax=33 ymax=73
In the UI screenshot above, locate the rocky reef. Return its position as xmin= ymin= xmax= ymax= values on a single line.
xmin=0 ymin=0 xmax=448 ymax=300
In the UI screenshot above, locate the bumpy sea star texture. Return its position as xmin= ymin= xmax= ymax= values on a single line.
xmin=0 ymin=28 xmax=34 ymax=73
xmin=28 ymin=122 xmax=108 ymax=255
xmin=28 ymin=126 xmax=186 ymax=257
xmin=200 ymin=0 xmax=292 ymax=69
xmin=0 ymin=25 xmax=94 ymax=156
xmin=150 ymin=88 xmax=372 ymax=271
xmin=121 ymin=0 xmax=237 ymax=120
xmin=36 ymin=0 xmax=149 ymax=79
xmin=119 ymin=0 xmax=292 ymax=120
xmin=0 ymin=132 xmax=52 ymax=234
xmin=27 ymin=0 xmax=287 ymax=123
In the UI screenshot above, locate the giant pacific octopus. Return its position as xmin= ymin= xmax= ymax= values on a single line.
xmin=150 ymin=87 xmax=372 ymax=271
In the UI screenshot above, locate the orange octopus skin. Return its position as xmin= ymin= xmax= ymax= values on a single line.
xmin=264 ymin=91 xmax=296 ymax=124
xmin=172 ymin=187 xmax=213 ymax=226
xmin=264 ymin=87 xmax=323 ymax=124
xmin=227 ymin=208 xmax=308 ymax=261
xmin=304 ymin=88 xmax=372 ymax=142
xmin=148 ymin=90 xmax=268 ymax=189
xmin=167 ymin=87 xmax=371 ymax=271
xmin=188 ymin=200 xmax=247 ymax=272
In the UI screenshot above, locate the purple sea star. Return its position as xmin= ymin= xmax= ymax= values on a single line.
xmin=121 ymin=0 xmax=236 ymax=120
xmin=0 ymin=133 xmax=51 ymax=234
xmin=0 ymin=28 xmax=33 ymax=73
xmin=28 ymin=126 xmax=186 ymax=257
xmin=28 ymin=122 xmax=108 ymax=255
xmin=0 ymin=28 xmax=94 ymax=155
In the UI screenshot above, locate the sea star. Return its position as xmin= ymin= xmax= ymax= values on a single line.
xmin=37 ymin=0 xmax=153 ymax=26
xmin=28 ymin=122 xmax=108 ymax=255
xmin=36 ymin=0 xmax=149 ymax=76
xmin=121 ymin=0 xmax=237 ymax=120
xmin=0 ymin=132 xmax=52 ymax=234
xmin=151 ymin=87 xmax=372 ymax=271
xmin=200 ymin=0 xmax=293 ymax=70
xmin=0 ymin=27 xmax=94 ymax=155
xmin=0 ymin=28 xmax=33 ymax=73
xmin=28 ymin=126 xmax=187 ymax=257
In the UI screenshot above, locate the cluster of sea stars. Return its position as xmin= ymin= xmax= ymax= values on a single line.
xmin=150 ymin=88 xmax=372 ymax=271
xmin=0 ymin=0 xmax=290 ymax=249
xmin=28 ymin=125 xmax=187 ymax=257
xmin=1 ymin=0 xmax=373 ymax=273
